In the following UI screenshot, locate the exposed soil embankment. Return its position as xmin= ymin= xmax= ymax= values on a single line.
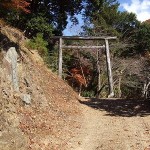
xmin=0 ymin=25 xmax=82 ymax=150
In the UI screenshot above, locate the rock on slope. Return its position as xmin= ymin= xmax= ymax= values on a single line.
xmin=0 ymin=24 xmax=82 ymax=150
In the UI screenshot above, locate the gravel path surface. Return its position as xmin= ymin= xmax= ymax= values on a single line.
xmin=70 ymin=98 xmax=150 ymax=150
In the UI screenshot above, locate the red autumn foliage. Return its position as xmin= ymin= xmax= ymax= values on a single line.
xmin=1 ymin=0 xmax=31 ymax=13
xmin=73 ymin=74 xmax=87 ymax=86
xmin=70 ymin=67 xmax=90 ymax=75
xmin=67 ymin=67 xmax=91 ymax=87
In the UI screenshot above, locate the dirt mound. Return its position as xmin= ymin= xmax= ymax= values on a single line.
xmin=0 ymin=25 xmax=82 ymax=149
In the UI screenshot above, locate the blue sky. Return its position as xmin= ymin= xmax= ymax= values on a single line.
xmin=63 ymin=0 xmax=150 ymax=35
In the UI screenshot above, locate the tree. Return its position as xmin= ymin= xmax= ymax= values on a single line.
xmin=26 ymin=13 xmax=54 ymax=37
xmin=134 ymin=22 xmax=150 ymax=53
xmin=28 ymin=0 xmax=83 ymax=35
xmin=82 ymin=0 xmax=120 ymax=36
xmin=0 ymin=0 xmax=83 ymax=36
xmin=78 ymin=0 xmax=148 ymax=97
xmin=0 ymin=0 xmax=30 ymax=13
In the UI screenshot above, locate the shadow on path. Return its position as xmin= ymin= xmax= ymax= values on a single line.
xmin=79 ymin=98 xmax=150 ymax=117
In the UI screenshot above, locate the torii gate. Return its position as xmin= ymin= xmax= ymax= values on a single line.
xmin=51 ymin=36 xmax=117 ymax=98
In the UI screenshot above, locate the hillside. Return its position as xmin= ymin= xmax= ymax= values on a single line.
xmin=0 ymin=24 xmax=82 ymax=150
xmin=1 ymin=1 xmax=150 ymax=149
xmin=0 ymin=21 xmax=150 ymax=150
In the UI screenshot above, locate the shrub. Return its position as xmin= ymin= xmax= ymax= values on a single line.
xmin=26 ymin=33 xmax=48 ymax=56
xmin=81 ymin=90 xmax=95 ymax=97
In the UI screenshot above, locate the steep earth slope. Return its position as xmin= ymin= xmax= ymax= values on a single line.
xmin=0 ymin=24 xmax=82 ymax=150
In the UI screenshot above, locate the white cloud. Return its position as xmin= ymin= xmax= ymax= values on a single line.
xmin=121 ymin=0 xmax=150 ymax=22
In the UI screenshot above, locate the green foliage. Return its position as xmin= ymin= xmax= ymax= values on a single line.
xmin=0 ymin=0 xmax=83 ymax=36
xmin=82 ymin=0 xmax=120 ymax=36
xmin=82 ymin=0 xmax=141 ymax=57
xmin=26 ymin=14 xmax=53 ymax=37
xmin=81 ymin=90 xmax=95 ymax=97
xmin=47 ymin=46 xmax=58 ymax=72
xmin=115 ymin=11 xmax=140 ymax=39
xmin=134 ymin=22 xmax=150 ymax=53
xmin=3 ymin=11 xmax=20 ymax=26
xmin=26 ymin=33 xmax=48 ymax=56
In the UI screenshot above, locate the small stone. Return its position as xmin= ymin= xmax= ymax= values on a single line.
xmin=145 ymin=146 xmax=150 ymax=150
xmin=36 ymin=86 xmax=40 ymax=90
xmin=78 ymin=141 xmax=81 ymax=145
xmin=21 ymin=94 xmax=31 ymax=104
xmin=134 ymin=105 xmax=141 ymax=110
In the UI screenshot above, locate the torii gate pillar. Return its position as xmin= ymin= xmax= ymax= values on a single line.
xmin=105 ymin=39 xmax=114 ymax=98
xmin=58 ymin=38 xmax=62 ymax=78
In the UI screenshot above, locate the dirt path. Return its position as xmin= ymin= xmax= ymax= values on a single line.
xmin=69 ymin=98 xmax=150 ymax=150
